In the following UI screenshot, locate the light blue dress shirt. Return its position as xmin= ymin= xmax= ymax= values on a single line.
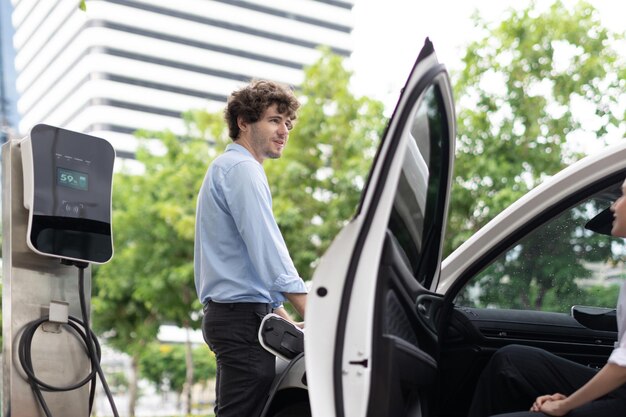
xmin=194 ymin=143 xmax=308 ymax=308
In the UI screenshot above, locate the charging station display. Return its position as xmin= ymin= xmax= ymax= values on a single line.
xmin=57 ymin=167 xmax=89 ymax=190
xmin=21 ymin=124 xmax=116 ymax=264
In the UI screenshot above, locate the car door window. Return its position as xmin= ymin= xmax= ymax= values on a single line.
xmin=455 ymin=192 xmax=625 ymax=313
xmin=388 ymin=85 xmax=448 ymax=284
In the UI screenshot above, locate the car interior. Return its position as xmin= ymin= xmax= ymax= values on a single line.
xmin=371 ymin=157 xmax=626 ymax=417
xmin=433 ymin=174 xmax=626 ymax=416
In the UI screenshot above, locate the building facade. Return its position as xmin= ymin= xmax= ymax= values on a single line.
xmin=11 ymin=0 xmax=353 ymax=157
xmin=1 ymin=0 xmax=19 ymax=141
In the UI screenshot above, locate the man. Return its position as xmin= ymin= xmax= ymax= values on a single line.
xmin=194 ymin=79 xmax=308 ymax=417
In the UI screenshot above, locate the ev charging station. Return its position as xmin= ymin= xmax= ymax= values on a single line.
xmin=2 ymin=124 xmax=117 ymax=416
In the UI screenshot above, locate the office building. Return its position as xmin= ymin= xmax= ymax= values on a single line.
xmin=1 ymin=0 xmax=19 ymax=142
xmin=10 ymin=0 xmax=353 ymax=157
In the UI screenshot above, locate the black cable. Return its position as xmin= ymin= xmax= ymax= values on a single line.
xmin=17 ymin=263 xmax=120 ymax=417
xmin=77 ymin=265 xmax=119 ymax=417
xmin=18 ymin=316 xmax=100 ymax=416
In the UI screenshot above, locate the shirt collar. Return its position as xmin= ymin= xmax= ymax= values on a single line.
xmin=226 ymin=142 xmax=257 ymax=161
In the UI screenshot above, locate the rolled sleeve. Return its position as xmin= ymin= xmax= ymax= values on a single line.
xmin=609 ymin=347 xmax=626 ymax=367
xmin=611 ymin=284 xmax=626 ymax=367
xmin=272 ymin=273 xmax=308 ymax=294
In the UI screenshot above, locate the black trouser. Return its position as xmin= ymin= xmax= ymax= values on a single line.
xmin=202 ymin=301 xmax=275 ymax=417
xmin=467 ymin=344 xmax=626 ymax=417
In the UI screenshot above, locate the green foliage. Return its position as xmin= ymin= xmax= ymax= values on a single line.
xmin=456 ymin=197 xmax=623 ymax=312
xmin=92 ymin=112 xmax=228 ymax=356
xmin=91 ymin=113 xmax=228 ymax=413
xmin=266 ymin=48 xmax=387 ymax=281
xmin=106 ymin=371 xmax=130 ymax=394
xmin=579 ymin=284 xmax=621 ymax=308
xmin=449 ymin=1 xmax=625 ymax=313
xmin=92 ymin=48 xmax=384 ymax=372
xmin=448 ymin=0 xmax=625 ymax=255
xmin=139 ymin=343 xmax=216 ymax=393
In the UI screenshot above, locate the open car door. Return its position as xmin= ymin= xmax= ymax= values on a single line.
xmin=306 ymin=39 xmax=456 ymax=417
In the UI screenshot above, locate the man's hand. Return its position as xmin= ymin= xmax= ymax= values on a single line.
xmin=274 ymin=307 xmax=304 ymax=329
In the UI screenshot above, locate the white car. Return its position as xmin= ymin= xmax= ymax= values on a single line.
xmin=262 ymin=39 xmax=626 ymax=417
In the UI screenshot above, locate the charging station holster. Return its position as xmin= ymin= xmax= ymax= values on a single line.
xmin=258 ymin=313 xmax=304 ymax=361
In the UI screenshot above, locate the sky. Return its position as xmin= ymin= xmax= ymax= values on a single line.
xmin=349 ymin=0 xmax=626 ymax=115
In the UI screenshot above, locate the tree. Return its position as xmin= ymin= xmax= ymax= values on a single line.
xmin=455 ymin=199 xmax=618 ymax=312
xmin=92 ymin=174 xmax=163 ymax=417
xmin=139 ymin=343 xmax=216 ymax=399
xmin=448 ymin=0 xmax=625 ymax=310
xmin=93 ymin=48 xmax=386 ymax=411
xmin=266 ymin=48 xmax=387 ymax=283
xmin=93 ymin=112 xmax=226 ymax=416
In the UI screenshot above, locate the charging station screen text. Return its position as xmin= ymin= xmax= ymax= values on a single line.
xmin=57 ymin=167 xmax=88 ymax=191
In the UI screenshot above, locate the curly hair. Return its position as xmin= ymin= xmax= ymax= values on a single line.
xmin=224 ymin=79 xmax=300 ymax=140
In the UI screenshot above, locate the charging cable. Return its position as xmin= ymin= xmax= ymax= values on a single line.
xmin=17 ymin=263 xmax=120 ymax=417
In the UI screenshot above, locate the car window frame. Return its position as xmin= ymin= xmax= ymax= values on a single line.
xmin=438 ymin=170 xmax=626 ymax=331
